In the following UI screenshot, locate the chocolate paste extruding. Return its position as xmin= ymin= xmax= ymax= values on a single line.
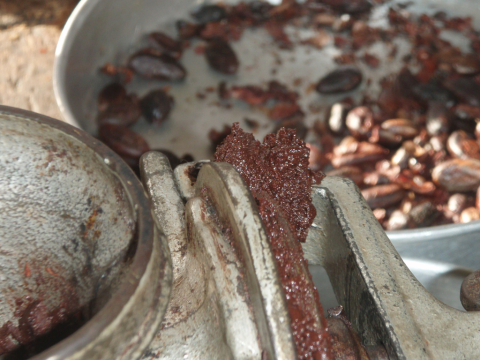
xmin=214 ymin=123 xmax=324 ymax=243
xmin=214 ymin=123 xmax=332 ymax=359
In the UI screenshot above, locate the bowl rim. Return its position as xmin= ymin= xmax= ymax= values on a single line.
xmin=54 ymin=0 xmax=100 ymax=129
xmin=386 ymin=218 xmax=480 ymax=243
xmin=0 ymin=105 xmax=165 ymax=359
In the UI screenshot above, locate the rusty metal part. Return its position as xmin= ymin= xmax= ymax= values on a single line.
xmin=460 ymin=270 xmax=480 ymax=311
xmin=0 ymin=106 xmax=171 ymax=360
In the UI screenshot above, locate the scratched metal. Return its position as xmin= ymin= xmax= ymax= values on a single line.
xmin=0 ymin=106 xmax=171 ymax=360
xmin=140 ymin=153 xmax=295 ymax=360
xmin=304 ymin=176 xmax=480 ymax=359
xmin=144 ymin=156 xmax=480 ymax=359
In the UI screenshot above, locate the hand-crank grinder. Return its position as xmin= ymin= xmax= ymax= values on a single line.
xmin=138 ymin=151 xmax=480 ymax=360
xmin=0 ymin=107 xmax=479 ymax=360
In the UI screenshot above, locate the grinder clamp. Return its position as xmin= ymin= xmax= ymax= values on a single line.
xmin=138 ymin=151 xmax=480 ymax=360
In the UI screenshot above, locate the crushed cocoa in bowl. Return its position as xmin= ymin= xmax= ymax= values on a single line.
xmin=94 ymin=0 xmax=480 ymax=230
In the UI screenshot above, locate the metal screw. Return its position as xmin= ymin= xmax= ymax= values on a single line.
xmin=460 ymin=270 xmax=480 ymax=311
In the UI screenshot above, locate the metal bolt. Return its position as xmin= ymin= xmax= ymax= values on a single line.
xmin=460 ymin=270 xmax=480 ymax=311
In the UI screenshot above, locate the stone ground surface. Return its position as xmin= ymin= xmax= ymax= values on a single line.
xmin=0 ymin=0 xmax=78 ymax=121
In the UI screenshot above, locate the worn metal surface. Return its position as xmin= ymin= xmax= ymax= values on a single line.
xmin=0 ymin=106 xmax=171 ymax=360
xmin=140 ymin=152 xmax=234 ymax=360
xmin=140 ymin=153 xmax=296 ymax=359
xmin=194 ymin=162 xmax=296 ymax=360
xmin=307 ymin=176 xmax=480 ymax=359
xmin=141 ymin=154 xmax=480 ymax=359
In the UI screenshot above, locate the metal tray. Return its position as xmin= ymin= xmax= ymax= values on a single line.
xmin=54 ymin=0 xmax=480 ymax=313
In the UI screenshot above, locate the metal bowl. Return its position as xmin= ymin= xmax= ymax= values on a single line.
xmin=0 ymin=106 xmax=171 ymax=360
xmin=53 ymin=0 xmax=480 ymax=311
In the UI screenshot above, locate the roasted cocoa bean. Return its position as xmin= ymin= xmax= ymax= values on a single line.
xmin=333 ymin=136 xmax=358 ymax=157
xmin=345 ymin=106 xmax=373 ymax=138
xmin=412 ymin=83 xmax=456 ymax=107
xmin=97 ymin=83 xmax=127 ymax=112
xmin=332 ymin=152 xmax=387 ymax=168
xmin=363 ymin=172 xmax=390 ymax=186
xmin=426 ymin=101 xmax=450 ymax=136
xmin=205 ymin=39 xmax=239 ymax=74
xmin=316 ymin=67 xmax=363 ymax=94
xmin=149 ymin=32 xmax=183 ymax=59
xmin=128 ymin=50 xmax=186 ymax=81
xmin=429 ymin=135 xmax=447 ymax=152
xmin=432 ymin=158 xmax=480 ymax=192
xmin=192 ymin=4 xmax=227 ymax=24
xmin=96 ymin=88 xmax=141 ymax=127
xmin=319 ymin=0 xmax=372 ymax=14
xmin=391 ymin=141 xmax=415 ymax=168
xmin=326 ymin=166 xmax=364 ymax=185
xmin=386 ymin=210 xmax=410 ymax=230
xmin=327 ymin=102 xmax=350 ymax=134
xmin=361 ymin=184 xmax=405 ymax=209
xmin=394 ymin=172 xmax=436 ymax=195
xmin=410 ymin=201 xmax=439 ymax=227
xmin=444 ymin=77 xmax=480 ymax=107
xmin=448 ymin=193 xmax=474 ymax=214
xmin=176 ymin=20 xmax=202 ymax=39
xmin=381 ymin=119 xmax=418 ymax=139
xmin=369 ymin=126 xmax=403 ymax=147
xmin=451 ymin=54 xmax=480 ymax=75
xmin=446 ymin=130 xmax=480 ymax=160
xmin=98 ymin=123 xmax=150 ymax=160
xmin=141 ymin=89 xmax=174 ymax=125
xmin=460 ymin=207 xmax=480 ymax=223
xmin=373 ymin=208 xmax=387 ymax=222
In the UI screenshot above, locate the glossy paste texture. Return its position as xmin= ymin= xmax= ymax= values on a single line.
xmin=214 ymin=123 xmax=332 ymax=359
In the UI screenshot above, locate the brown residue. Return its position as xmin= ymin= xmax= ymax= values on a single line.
xmin=85 ymin=210 xmax=98 ymax=230
xmin=24 ymin=263 xmax=31 ymax=278
xmin=214 ymin=123 xmax=324 ymax=243
xmin=45 ymin=268 xmax=58 ymax=276
xmin=214 ymin=124 xmax=331 ymax=359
